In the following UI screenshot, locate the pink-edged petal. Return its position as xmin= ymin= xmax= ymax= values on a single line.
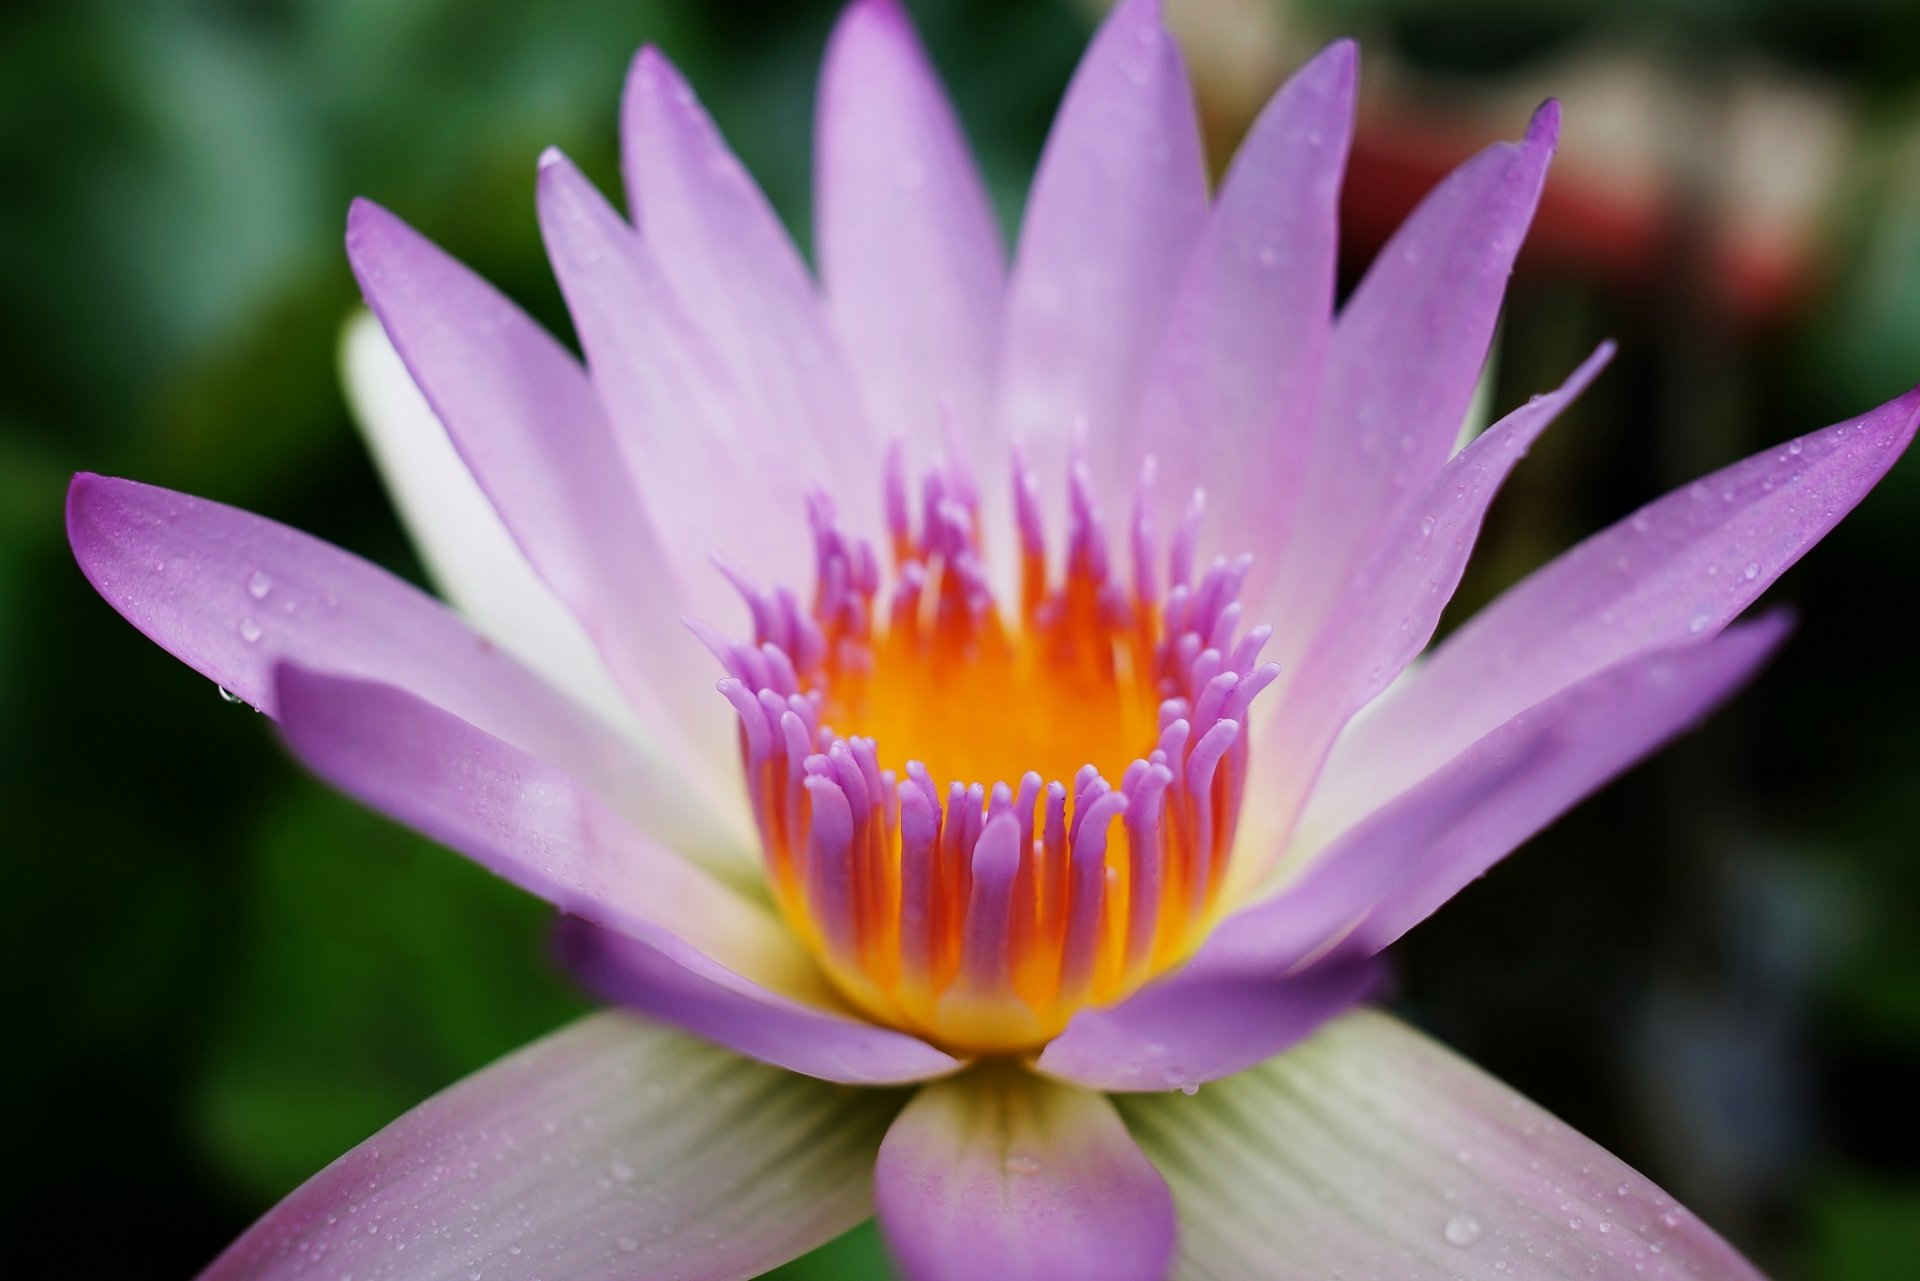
xmin=557 ymin=914 xmax=963 ymax=1087
xmin=1308 ymin=383 xmax=1920 ymax=838
xmin=65 ymin=475 xmax=718 ymax=852
xmin=345 ymin=199 xmax=740 ymax=815
xmin=1033 ymin=956 xmax=1380 ymax=1094
xmin=1117 ymin=1008 xmax=1766 ymax=1280
xmin=536 ymin=147 xmax=810 ymax=623
xmin=1341 ymin=614 xmax=1787 ymax=954
xmin=1131 ymin=39 xmax=1354 ymax=556
xmin=339 ymin=311 xmax=641 ymax=740
xmin=199 ymin=1011 xmax=905 ymax=1281
xmin=1257 ymin=102 xmax=1558 ymax=669
xmin=816 ymin=0 xmax=1004 ymax=447
xmin=1225 ymin=616 xmax=1787 ymax=978
xmin=874 ymin=1068 xmax=1175 ymax=1281
xmin=272 ymin=662 xmax=822 ymax=1001
xmin=620 ymin=45 xmax=875 ymax=490
xmin=1056 ymin=619 xmax=1782 ymax=1090
xmin=1245 ymin=344 xmax=1612 ymax=862
xmin=996 ymin=0 xmax=1208 ymax=503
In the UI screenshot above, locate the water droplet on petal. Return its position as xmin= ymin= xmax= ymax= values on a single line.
xmin=238 ymin=617 xmax=263 ymax=644
xmin=217 ymin=686 xmax=244 ymax=704
xmin=1687 ymin=612 xmax=1711 ymax=634
xmin=1444 ymin=1213 xmax=1482 ymax=1246
xmin=608 ymin=1157 xmax=635 ymax=1183
xmin=246 ymin=570 xmax=273 ymax=600
xmin=1003 ymin=1150 xmax=1043 ymax=1177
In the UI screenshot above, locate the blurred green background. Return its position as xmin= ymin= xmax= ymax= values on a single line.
xmin=4 ymin=0 xmax=1919 ymax=1275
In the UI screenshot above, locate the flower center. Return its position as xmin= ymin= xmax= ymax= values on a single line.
xmin=704 ymin=446 xmax=1276 ymax=1054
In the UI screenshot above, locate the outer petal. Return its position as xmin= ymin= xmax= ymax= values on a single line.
xmin=996 ymin=0 xmax=1208 ymax=505
xmin=1220 ymin=617 xmax=1786 ymax=977
xmin=1117 ymin=1008 xmax=1766 ymax=1280
xmin=1033 ymin=957 xmax=1380 ymax=1094
xmin=1257 ymin=102 xmax=1558 ymax=671
xmin=345 ymin=201 xmax=741 ymax=818
xmin=1307 ymin=384 xmax=1920 ymax=839
xmin=273 ymin=662 xmax=821 ymax=1002
xmin=199 ymin=1011 xmax=905 ymax=1281
xmin=65 ymin=475 xmax=717 ymax=852
xmin=557 ymin=915 xmax=964 ymax=1087
xmin=339 ymin=310 xmax=639 ymax=741
xmin=816 ymin=0 xmax=1004 ymax=446
xmin=620 ymin=46 xmax=875 ymax=497
xmin=536 ymin=148 xmax=809 ymax=623
xmin=1244 ymin=344 xmax=1611 ymax=863
xmin=875 ymin=1068 xmax=1176 ymax=1281
xmin=1131 ymin=39 xmax=1353 ymax=560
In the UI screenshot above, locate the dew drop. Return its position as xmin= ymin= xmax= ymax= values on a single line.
xmin=238 ymin=617 xmax=263 ymax=644
xmin=1687 ymin=612 xmax=1711 ymax=634
xmin=617 ymin=1236 xmax=639 ymax=1254
xmin=246 ymin=570 xmax=273 ymax=600
xmin=1420 ymin=514 xmax=1437 ymax=536
xmin=1003 ymin=1151 xmax=1043 ymax=1177
xmin=217 ymin=686 xmax=244 ymax=704
xmin=1743 ymin=561 xmax=1760 ymax=580
xmin=1444 ymin=1213 xmax=1482 ymax=1246
xmin=608 ymin=1157 xmax=635 ymax=1183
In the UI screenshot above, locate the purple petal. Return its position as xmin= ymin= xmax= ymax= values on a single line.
xmin=816 ymin=0 xmax=1004 ymax=447
xmin=1248 ymin=344 xmax=1612 ymax=857
xmin=996 ymin=0 xmax=1208 ymax=504
xmin=620 ymin=46 xmax=875 ymax=496
xmin=1118 ymin=1008 xmax=1766 ymax=1280
xmin=1344 ymin=615 xmax=1788 ymax=953
xmin=199 ymin=1012 xmax=903 ymax=1281
xmin=1223 ymin=616 xmax=1787 ymax=976
xmin=874 ymin=1069 xmax=1175 ymax=1281
xmin=557 ymin=915 xmax=963 ymax=1086
xmin=65 ymin=475 xmax=716 ymax=849
xmin=339 ymin=311 xmax=641 ymax=740
xmin=272 ymin=662 xmax=823 ymax=999
xmin=536 ymin=148 xmax=812 ymax=622
xmin=345 ymin=200 xmax=737 ymax=803
xmin=1257 ymin=102 xmax=1558 ymax=670
xmin=1131 ymin=39 xmax=1354 ymax=564
xmin=1309 ymin=383 xmax=1920 ymax=837
xmin=1033 ymin=956 xmax=1380 ymax=1094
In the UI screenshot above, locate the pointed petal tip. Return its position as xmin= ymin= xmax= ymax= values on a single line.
xmin=65 ymin=471 xmax=106 ymax=555
xmin=1105 ymin=0 xmax=1169 ymax=38
xmin=342 ymin=196 xmax=404 ymax=263
xmin=625 ymin=41 xmax=687 ymax=103
xmin=1309 ymin=36 xmax=1359 ymax=83
xmin=1527 ymin=97 xmax=1562 ymax=146
xmin=843 ymin=0 xmax=908 ymax=27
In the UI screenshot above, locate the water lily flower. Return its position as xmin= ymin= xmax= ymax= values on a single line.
xmin=69 ymin=0 xmax=1914 ymax=1277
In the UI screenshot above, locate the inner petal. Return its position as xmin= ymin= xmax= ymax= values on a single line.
xmin=702 ymin=446 xmax=1276 ymax=1055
